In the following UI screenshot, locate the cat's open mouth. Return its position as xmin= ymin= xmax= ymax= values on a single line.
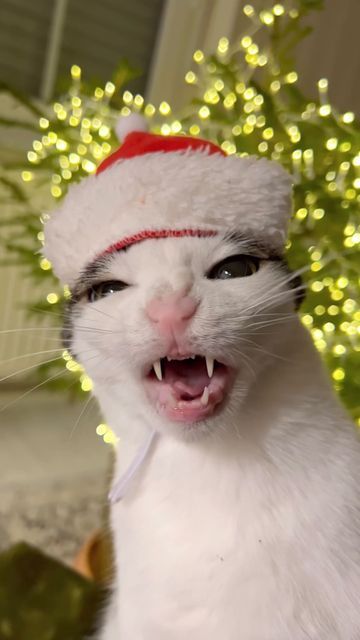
xmin=144 ymin=355 xmax=232 ymax=423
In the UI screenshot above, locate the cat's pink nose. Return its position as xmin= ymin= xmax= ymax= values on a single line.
xmin=146 ymin=291 xmax=198 ymax=337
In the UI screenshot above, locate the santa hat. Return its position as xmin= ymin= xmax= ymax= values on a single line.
xmin=44 ymin=114 xmax=292 ymax=287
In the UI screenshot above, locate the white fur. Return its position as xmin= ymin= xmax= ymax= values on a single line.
xmin=44 ymin=151 xmax=292 ymax=286
xmin=43 ymin=150 xmax=360 ymax=637
xmin=114 ymin=113 xmax=148 ymax=141
xmin=57 ymin=233 xmax=360 ymax=639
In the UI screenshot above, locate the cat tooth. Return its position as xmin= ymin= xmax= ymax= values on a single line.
xmin=201 ymin=386 xmax=209 ymax=406
xmin=167 ymin=356 xmax=172 ymax=362
xmin=153 ymin=360 xmax=163 ymax=381
xmin=206 ymin=356 xmax=214 ymax=378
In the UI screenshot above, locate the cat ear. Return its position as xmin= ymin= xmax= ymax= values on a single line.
xmin=114 ymin=113 xmax=148 ymax=142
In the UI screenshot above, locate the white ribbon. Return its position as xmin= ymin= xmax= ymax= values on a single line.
xmin=108 ymin=430 xmax=158 ymax=504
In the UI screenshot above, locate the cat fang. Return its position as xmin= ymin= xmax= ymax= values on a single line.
xmin=145 ymin=355 xmax=233 ymax=423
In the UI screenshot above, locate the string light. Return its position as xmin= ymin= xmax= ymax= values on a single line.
xmin=342 ymin=112 xmax=355 ymax=124
xmin=243 ymin=5 xmax=255 ymax=17
xmin=10 ymin=11 xmax=357 ymax=424
xmin=193 ymin=50 xmax=204 ymax=63
xmin=185 ymin=71 xmax=197 ymax=84
xmin=273 ymin=4 xmax=285 ymax=16
xmin=199 ymin=106 xmax=210 ymax=119
xmin=96 ymin=423 xmax=118 ymax=446
xmin=159 ymin=101 xmax=171 ymax=115
xmin=319 ymin=104 xmax=331 ymax=117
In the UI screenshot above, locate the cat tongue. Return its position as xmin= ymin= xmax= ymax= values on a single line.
xmin=163 ymin=359 xmax=210 ymax=397
xmin=145 ymin=357 xmax=231 ymax=424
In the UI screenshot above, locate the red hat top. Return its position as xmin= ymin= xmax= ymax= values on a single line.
xmin=96 ymin=114 xmax=225 ymax=175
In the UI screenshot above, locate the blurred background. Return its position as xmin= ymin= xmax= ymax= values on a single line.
xmin=0 ymin=0 xmax=359 ymax=635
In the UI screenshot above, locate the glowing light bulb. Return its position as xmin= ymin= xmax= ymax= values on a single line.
xmin=318 ymin=78 xmax=328 ymax=91
xmin=40 ymin=258 xmax=51 ymax=271
xmin=263 ymin=127 xmax=274 ymax=140
xmin=160 ymin=124 xmax=171 ymax=135
xmin=159 ymin=101 xmax=171 ymax=115
xmin=218 ymin=37 xmax=229 ymax=54
xmin=144 ymin=104 xmax=156 ymax=117
xmin=199 ymin=106 xmax=210 ymax=119
xmin=326 ymin=138 xmax=338 ymax=150
xmin=273 ymin=4 xmax=285 ymax=16
xmin=241 ymin=36 xmax=252 ymax=49
xmin=332 ymin=368 xmax=345 ymax=381
xmin=342 ymin=112 xmax=355 ymax=124
xmin=319 ymin=104 xmax=331 ymax=117
xmin=123 ymin=91 xmax=133 ymax=104
xmin=21 ymin=171 xmax=33 ymax=182
xmin=260 ymin=10 xmax=274 ymax=24
xmin=193 ymin=50 xmax=204 ymax=63
xmin=270 ymin=80 xmax=281 ymax=93
xmin=185 ymin=71 xmax=197 ymax=84
xmin=105 ymin=81 xmax=115 ymax=96
xmin=71 ymin=64 xmax=81 ymax=79
xmin=81 ymin=375 xmax=93 ymax=392
xmin=243 ymin=5 xmax=255 ymax=17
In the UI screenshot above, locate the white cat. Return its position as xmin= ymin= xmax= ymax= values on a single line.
xmin=44 ymin=129 xmax=360 ymax=639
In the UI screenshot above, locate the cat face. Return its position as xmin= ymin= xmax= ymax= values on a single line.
xmin=65 ymin=233 xmax=301 ymax=438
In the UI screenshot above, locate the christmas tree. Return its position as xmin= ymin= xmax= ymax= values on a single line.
xmin=1 ymin=0 xmax=359 ymax=428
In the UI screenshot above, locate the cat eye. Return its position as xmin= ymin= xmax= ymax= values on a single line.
xmin=87 ymin=280 xmax=128 ymax=302
xmin=207 ymin=254 xmax=260 ymax=280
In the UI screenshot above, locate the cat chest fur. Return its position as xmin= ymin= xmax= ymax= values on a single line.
xmin=108 ymin=435 xmax=321 ymax=639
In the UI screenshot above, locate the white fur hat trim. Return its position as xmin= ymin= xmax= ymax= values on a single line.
xmin=44 ymin=150 xmax=292 ymax=286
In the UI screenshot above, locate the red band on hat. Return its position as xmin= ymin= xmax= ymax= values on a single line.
xmin=100 ymin=229 xmax=218 ymax=257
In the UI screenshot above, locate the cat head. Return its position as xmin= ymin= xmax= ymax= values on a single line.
xmin=44 ymin=134 xmax=299 ymax=439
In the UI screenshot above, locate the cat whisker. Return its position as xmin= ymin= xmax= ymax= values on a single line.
xmin=0 ymin=368 xmax=69 ymax=413
xmin=31 ymin=304 xmax=118 ymax=324
xmin=0 ymin=327 xmax=64 ymax=335
xmin=0 ymin=354 xmax=65 ymax=384
xmin=0 ymin=349 xmax=108 ymax=414
xmin=69 ymin=393 xmax=96 ymax=439
xmin=0 ymin=347 xmax=64 ymax=366
xmin=235 ymin=337 xmax=293 ymax=363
